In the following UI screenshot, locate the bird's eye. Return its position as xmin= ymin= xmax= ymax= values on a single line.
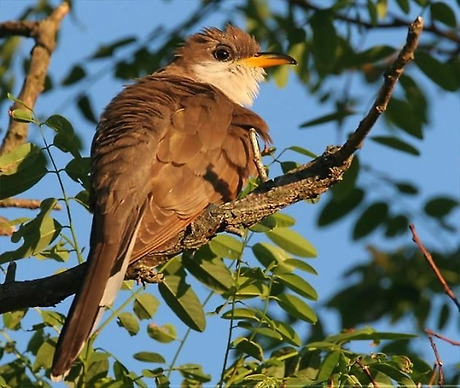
xmin=213 ymin=47 xmax=232 ymax=61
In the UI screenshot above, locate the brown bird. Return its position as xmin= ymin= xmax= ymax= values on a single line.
xmin=51 ymin=25 xmax=296 ymax=380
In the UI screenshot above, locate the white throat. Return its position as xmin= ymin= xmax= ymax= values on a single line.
xmin=191 ymin=61 xmax=266 ymax=106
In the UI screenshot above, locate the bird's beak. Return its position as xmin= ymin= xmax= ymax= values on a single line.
xmin=240 ymin=52 xmax=297 ymax=68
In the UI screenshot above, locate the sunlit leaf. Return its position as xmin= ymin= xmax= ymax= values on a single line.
xmin=272 ymin=320 xmax=301 ymax=346
xmin=233 ymin=337 xmax=264 ymax=361
xmin=147 ymin=323 xmax=176 ymax=343
xmin=32 ymin=340 xmax=54 ymax=371
xmin=208 ymin=234 xmax=243 ymax=260
xmin=133 ymin=293 xmax=159 ymax=320
xmin=276 ymin=272 xmax=318 ymax=300
xmin=316 ymin=351 xmax=341 ymax=382
xmin=276 ymin=293 xmax=317 ymax=323
xmin=178 ymin=363 xmax=212 ymax=383
xmin=0 ymin=143 xmax=47 ymax=199
xmin=221 ymin=307 xmax=261 ymax=322
xmin=252 ymin=242 xmax=290 ymax=268
xmin=117 ymin=312 xmax=139 ymax=336
xmin=159 ymin=274 xmax=205 ymax=332
xmin=133 ymin=352 xmax=165 ymax=363
xmin=266 ymin=228 xmax=317 ymax=258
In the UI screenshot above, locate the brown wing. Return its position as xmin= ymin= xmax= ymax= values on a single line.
xmin=130 ymin=76 xmax=270 ymax=261
xmin=51 ymin=74 xmax=269 ymax=379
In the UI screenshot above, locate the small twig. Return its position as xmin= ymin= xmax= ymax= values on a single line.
xmin=425 ymin=328 xmax=460 ymax=347
xmin=409 ymin=224 xmax=460 ymax=313
xmin=0 ymin=198 xmax=62 ymax=210
xmin=425 ymin=330 xmax=444 ymax=386
xmin=249 ymin=128 xmax=268 ymax=183
xmin=336 ymin=16 xmax=423 ymax=164
xmin=355 ymin=358 xmax=378 ymax=388
xmin=428 ymin=364 xmax=438 ymax=387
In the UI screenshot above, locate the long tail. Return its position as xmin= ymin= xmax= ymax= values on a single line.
xmin=51 ymin=217 xmax=142 ymax=381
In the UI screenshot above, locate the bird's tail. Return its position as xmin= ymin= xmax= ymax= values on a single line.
xmin=51 ymin=217 xmax=142 ymax=381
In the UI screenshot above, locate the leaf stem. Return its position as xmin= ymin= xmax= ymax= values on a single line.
xmin=39 ymin=126 xmax=85 ymax=264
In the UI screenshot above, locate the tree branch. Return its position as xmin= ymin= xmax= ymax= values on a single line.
xmin=409 ymin=223 xmax=460 ymax=313
xmin=0 ymin=1 xmax=70 ymax=156
xmin=0 ymin=17 xmax=423 ymax=313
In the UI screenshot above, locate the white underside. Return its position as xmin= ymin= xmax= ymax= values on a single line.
xmin=192 ymin=61 xmax=265 ymax=106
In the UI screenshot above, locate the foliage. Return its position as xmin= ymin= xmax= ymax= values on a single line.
xmin=0 ymin=0 xmax=459 ymax=387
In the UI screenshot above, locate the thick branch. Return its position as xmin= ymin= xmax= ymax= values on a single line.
xmin=0 ymin=1 xmax=70 ymax=156
xmin=0 ymin=18 xmax=423 ymax=313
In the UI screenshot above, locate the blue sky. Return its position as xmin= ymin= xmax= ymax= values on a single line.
xmin=1 ymin=0 xmax=459 ymax=385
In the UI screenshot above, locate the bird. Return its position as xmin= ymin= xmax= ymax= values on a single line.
xmin=51 ymin=25 xmax=296 ymax=380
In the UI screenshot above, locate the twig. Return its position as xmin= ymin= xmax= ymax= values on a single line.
xmin=0 ymin=198 xmax=62 ymax=210
xmin=425 ymin=330 xmax=444 ymax=386
xmin=355 ymin=358 xmax=378 ymax=388
xmin=335 ymin=16 xmax=424 ymax=164
xmin=425 ymin=328 xmax=460 ymax=347
xmin=291 ymin=1 xmax=458 ymax=44
xmin=409 ymin=224 xmax=460 ymax=313
xmin=0 ymin=1 xmax=70 ymax=155
xmin=249 ymin=128 xmax=268 ymax=183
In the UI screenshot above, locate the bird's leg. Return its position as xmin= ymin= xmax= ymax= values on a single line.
xmin=249 ymin=128 xmax=268 ymax=183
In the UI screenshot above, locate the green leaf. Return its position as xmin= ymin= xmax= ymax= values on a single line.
xmin=371 ymin=136 xmax=420 ymax=156
xmin=178 ymin=363 xmax=212 ymax=383
xmin=272 ymin=64 xmax=289 ymax=88
xmin=159 ymin=273 xmax=205 ymax=332
xmin=117 ymin=312 xmax=140 ymax=336
xmin=77 ymin=94 xmax=98 ymax=124
xmin=385 ymin=214 xmax=409 ymax=237
xmin=310 ymin=10 xmax=337 ymax=73
xmin=65 ymin=157 xmax=91 ymax=190
xmin=62 ymin=64 xmax=86 ymax=86
xmin=276 ymin=272 xmax=318 ymax=300
xmin=370 ymin=363 xmax=415 ymax=387
xmin=86 ymin=351 xmax=110 ymax=384
xmin=0 ymin=198 xmax=62 ymax=263
xmin=38 ymin=310 xmax=63 ymax=328
xmin=332 ymin=155 xmax=360 ymax=200
xmin=221 ymin=307 xmax=262 ymax=322
xmin=288 ymin=145 xmax=317 ymax=159
xmin=133 ymin=293 xmax=159 ymax=320
xmin=272 ymin=320 xmax=301 ymax=346
xmin=3 ymin=309 xmax=27 ymax=330
xmin=266 ymin=228 xmax=317 ymax=258
xmin=208 ymin=234 xmax=243 ymax=260
xmin=252 ymin=242 xmax=290 ymax=268
xmin=300 ymin=109 xmax=355 ymax=128
xmin=318 ymin=187 xmax=365 ymax=226
xmin=326 ymin=327 xmax=417 ymax=343
xmin=280 ymin=258 xmax=318 ymax=275
xmin=276 ymin=293 xmax=317 ymax=323
xmin=32 ymin=339 xmax=54 ymax=372
xmin=316 ymin=351 xmax=341 ymax=382
xmin=133 ymin=352 xmax=165 ymax=363
xmin=46 ymin=114 xmax=82 ymax=158
xmin=249 ymin=326 xmax=283 ymax=341
xmin=430 ymin=2 xmax=457 ymax=27
xmin=353 ymin=202 xmax=389 ymax=239
xmin=376 ymin=0 xmax=388 ymax=18
xmin=9 ymin=108 xmax=37 ymax=123
xmin=424 ymin=196 xmax=458 ymax=218
xmin=147 ymin=323 xmax=176 ymax=343
xmin=395 ymin=0 xmax=410 ymax=13
xmin=386 ymin=98 xmax=423 ymax=138
xmin=183 ymin=249 xmax=233 ymax=292
xmin=395 ymin=182 xmax=418 ymax=195
xmin=91 ymin=36 xmax=137 ymax=59
xmin=0 ymin=143 xmax=42 ymax=176
xmin=415 ymin=51 xmax=458 ymax=92
xmin=233 ymin=337 xmax=264 ymax=361
xmin=0 ymin=143 xmax=47 ymax=199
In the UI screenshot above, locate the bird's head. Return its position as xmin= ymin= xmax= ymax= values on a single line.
xmin=169 ymin=25 xmax=297 ymax=106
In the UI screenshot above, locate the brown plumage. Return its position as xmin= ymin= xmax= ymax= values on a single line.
xmin=51 ymin=25 xmax=295 ymax=380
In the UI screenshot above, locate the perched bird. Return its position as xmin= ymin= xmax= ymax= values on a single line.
xmin=51 ymin=25 xmax=296 ymax=380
